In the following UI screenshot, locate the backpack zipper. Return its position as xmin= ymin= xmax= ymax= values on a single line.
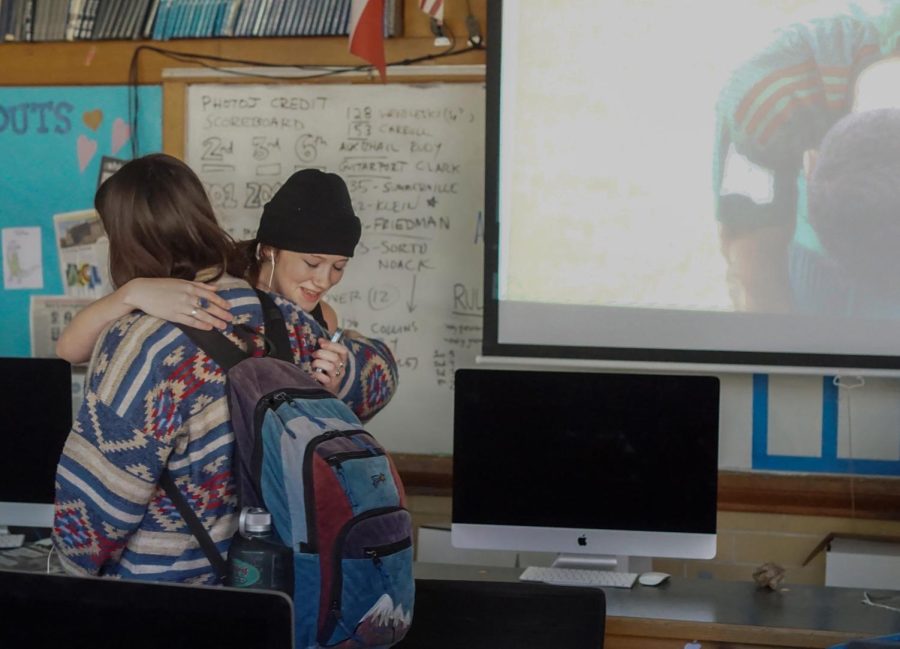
xmin=250 ymin=387 xmax=337 ymax=515
xmin=324 ymin=448 xmax=383 ymax=465
xmin=301 ymin=429 xmax=355 ymax=553
xmin=364 ymin=537 xmax=412 ymax=559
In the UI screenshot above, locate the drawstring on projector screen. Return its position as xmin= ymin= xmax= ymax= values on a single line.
xmin=833 ymin=375 xmax=865 ymax=518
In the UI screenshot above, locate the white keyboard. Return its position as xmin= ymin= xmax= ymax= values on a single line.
xmin=0 ymin=533 xmax=25 ymax=549
xmin=519 ymin=565 xmax=638 ymax=589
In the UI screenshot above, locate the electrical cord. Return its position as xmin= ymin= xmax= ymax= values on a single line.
xmin=863 ymin=591 xmax=900 ymax=612
xmin=127 ymin=21 xmax=484 ymax=158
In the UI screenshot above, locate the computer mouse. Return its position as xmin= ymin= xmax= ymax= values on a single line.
xmin=638 ymin=571 xmax=670 ymax=587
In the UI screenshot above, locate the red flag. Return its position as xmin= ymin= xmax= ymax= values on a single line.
xmin=349 ymin=0 xmax=386 ymax=82
xmin=419 ymin=0 xmax=444 ymax=23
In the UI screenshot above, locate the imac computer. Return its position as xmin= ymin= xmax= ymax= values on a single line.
xmin=451 ymin=368 xmax=719 ymax=571
xmin=0 ymin=357 xmax=73 ymax=531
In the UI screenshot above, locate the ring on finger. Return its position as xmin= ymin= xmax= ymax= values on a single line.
xmin=197 ymin=296 xmax=210 ymax=309
xmin=191 ymin=308 xmax=198 ymax=317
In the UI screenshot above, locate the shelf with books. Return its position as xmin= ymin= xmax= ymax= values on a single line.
xmin=1 ymin=0 xmax=403 ymax=43
xmin=0 ymin=35 xmax=487 ymax=86
xmin=0 ymin=1 xmax=486 ymax=86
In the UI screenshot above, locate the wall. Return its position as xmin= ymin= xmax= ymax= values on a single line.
xmin=720 ymin=373 xmax=900 ymax=477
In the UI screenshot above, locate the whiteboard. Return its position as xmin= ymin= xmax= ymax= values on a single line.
xmin=185 ymin=83 xmax=486 ymax=454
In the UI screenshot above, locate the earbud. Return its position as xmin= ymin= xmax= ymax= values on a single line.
xmin=266 ymin=250 xmax=276 ymax=290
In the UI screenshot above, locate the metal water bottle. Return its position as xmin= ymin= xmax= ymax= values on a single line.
xmin=226 ymin=507 xmax=293 ymax=594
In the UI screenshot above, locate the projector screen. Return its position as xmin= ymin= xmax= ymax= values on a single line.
xmin=483 ymin=0 xmax=900 ymax=374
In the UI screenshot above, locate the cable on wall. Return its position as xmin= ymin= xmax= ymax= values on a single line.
xmin=127 ymin=21 xmax=483 ymax=158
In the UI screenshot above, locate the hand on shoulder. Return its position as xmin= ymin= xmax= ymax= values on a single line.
xmin=123 ymin=277 xmax=233 ymax=331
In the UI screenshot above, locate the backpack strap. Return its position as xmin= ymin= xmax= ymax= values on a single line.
xmin=176 ymin=325 xmax=249 ymax=371
xmin=254 ymin=289 xmax=293 ymax=363
xmin=159 ymin=469 xmax=228 ymax=583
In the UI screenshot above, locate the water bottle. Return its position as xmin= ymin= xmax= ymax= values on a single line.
xmin=226 ymin=507 xmax=293 ymax=594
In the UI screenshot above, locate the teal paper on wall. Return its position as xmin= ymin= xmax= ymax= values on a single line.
xmin=0 ymin=85 xmax=162 ymax=358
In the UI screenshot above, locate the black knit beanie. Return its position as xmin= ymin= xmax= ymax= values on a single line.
xmin=256 ymin=169 xmax=361 ymax=257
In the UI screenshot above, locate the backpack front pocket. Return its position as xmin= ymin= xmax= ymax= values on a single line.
xmin=321 ymin=508 xmax=414 ymax=647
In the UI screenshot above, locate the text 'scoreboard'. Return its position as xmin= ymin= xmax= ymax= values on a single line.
xmin=185 ymin=83 xmax=486 ymax=453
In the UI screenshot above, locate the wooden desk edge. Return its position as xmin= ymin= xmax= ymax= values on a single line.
xmin=606 ymin=616 xmax=857 ymax=649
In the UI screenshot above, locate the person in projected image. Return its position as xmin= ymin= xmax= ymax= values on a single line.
xmin=713 ymin=1 xmax=900 ymax=315
xmin=805 ymin=107 xmax=900 ymax=316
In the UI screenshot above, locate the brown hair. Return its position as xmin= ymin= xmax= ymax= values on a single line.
xmin=95 ymin=153 xmax=234 ymax=288
xmin=225 ymin=239 xmax=262 ymax=287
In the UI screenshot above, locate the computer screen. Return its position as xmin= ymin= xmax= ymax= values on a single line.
xmin=451 ymin=368 xmax=719 ymax=565
xmin=0 ymin=358 xmax=73 ymax=529
xmin=0 ymin=570 xmax=294 ymax=649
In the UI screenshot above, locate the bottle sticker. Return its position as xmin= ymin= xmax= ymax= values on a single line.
xmin=231 ymin=557 xmax=261 ymax=587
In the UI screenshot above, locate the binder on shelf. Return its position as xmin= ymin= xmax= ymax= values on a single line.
xmin=0 ymin=0 xmax=409 ymax=42
xmin=219 ymin=0 xmax=241 ymax=36
xmin=142 ymin=0 xmax=161 ymax=38
xmin=19 ymin=0 xmax=34 ymax=41
xmin=109 ymin=0 xmax=131 ymax=39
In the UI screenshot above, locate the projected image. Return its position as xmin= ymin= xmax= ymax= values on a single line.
xmin=499 ymin=0 xmax=900 ymax=318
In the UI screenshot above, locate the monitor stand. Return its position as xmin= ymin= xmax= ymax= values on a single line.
xmin=552 ymin=553 xmax=652 ymax=574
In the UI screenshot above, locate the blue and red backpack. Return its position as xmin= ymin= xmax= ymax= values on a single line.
xmin=163 ymin=290 xmax=414 ymax=648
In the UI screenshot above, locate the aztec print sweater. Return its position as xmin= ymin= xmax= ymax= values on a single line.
xmin=52 ymin=275 xmax=398 ymax=583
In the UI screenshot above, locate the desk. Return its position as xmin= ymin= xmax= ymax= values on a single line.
xmin=0 ymin=542 xmax=61 ymax=574
xmin=414 ymin=563 xmax=900 ymax=649
xmin=6 ymin=548 xmax=897 ymax=648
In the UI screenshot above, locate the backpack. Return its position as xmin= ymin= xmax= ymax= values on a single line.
xmin=161 ymin=289 xmax=414 ymax=649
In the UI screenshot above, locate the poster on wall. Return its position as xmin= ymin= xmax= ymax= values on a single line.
xmin=53 ymin=209 xmax=109 ymax=298
xmin=0 ymin=86 xmax=162 ymax=357
xmin=2 ymin=226 xmax=43 ymax=290
xmin=29 ymin=295 xmax=92 ymax=358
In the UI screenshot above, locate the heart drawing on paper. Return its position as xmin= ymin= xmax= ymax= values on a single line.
xmin=82 ymin=109 xmax=103 ymax=131
xmin=77 ymin=134 xmax=98 ymax=172
xmin=111 ymin=117 xmax=130 ymax=156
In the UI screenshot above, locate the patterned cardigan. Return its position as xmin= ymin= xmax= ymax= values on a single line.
xmin=52 ymin=275 xmax=398 ymax=583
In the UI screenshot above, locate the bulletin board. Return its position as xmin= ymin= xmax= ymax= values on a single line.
xmin=0 ymin=85 xmax=162 ymax=358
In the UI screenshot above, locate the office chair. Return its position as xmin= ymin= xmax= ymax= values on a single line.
xmin=396 ymin=578 xmax=606 ymax=649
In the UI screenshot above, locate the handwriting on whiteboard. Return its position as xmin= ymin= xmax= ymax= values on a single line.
xmin=186 ymin=84 xmax=486 ymax=453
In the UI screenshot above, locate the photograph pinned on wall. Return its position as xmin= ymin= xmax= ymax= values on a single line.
xmin=29 ymin=295 xmax=92 ymax=358
xmin=2 ymin=226 xmax=43 ymax=290
xmin=97 ymin=156 xmax=126 ymax=189
xmin=53 ymin=209 xmax=110 ymax=298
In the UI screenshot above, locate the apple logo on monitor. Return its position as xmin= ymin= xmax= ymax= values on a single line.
xmin=577 ymin=534 xmax=587 ymax=547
